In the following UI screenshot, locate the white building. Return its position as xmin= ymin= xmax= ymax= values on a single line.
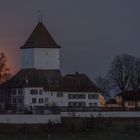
xmin=1 ymin=21 xmax=104 ymax=110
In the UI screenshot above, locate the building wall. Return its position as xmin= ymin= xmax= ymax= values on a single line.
xmin=137 ymin=101 xmax=140 ymax=107
xmin=10 ymin=88 xmax=24 ymax=108
xmin=22 ymin=88 xmax=102 ymax=108
xmin=61 ymin=111 xmax=140 ymax=118
xmin=0 ymin=114 xmax=61 ymax=124
xmin=34 ymin=48 xmax=60 ymax=70
xmin=125 ymin=101 xmax=136 ymax=108
xmin=21 ymin=49 xmax=34 ymax=69
xmin=21 ymin=48 xmax=60 ymax=70
xmin=105 ymin=104 xmax=121 ymax=108
xmin=24 ymin=87 xmax=45 ymax=108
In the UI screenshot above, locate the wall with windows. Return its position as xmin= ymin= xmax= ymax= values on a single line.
xmin=12 ymin=88 xmax=102 ymax=108
xmin=10 ymin=88 xmax=24 ymax=107
xmin=24 ymin=88 xmax=68 ymax=107
xmin=125 ymin=101 xmax=136 ymax=108
xmin=24 ymin=87 xmax=46 ymax=107
xmin=68 ymin=92 xmax=101 ymax=107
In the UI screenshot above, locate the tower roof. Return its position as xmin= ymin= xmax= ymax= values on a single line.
xmin=21 ymin=22 xmax=61 ymax=49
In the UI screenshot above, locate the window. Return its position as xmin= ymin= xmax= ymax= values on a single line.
xmin=57 ymin=92 xmax=63 ymax=97
xmin=39 ymin=90 xmax=43 ymax=95
xmin=128 ymin=101 xmax=134 ymax=106
xmin=89 ymin=103 xmax=93 ymax=107
xmin=39 ymin=98 xmax=44 ymax=104
xmin=51 ymin=92 xmax=53 ymax=96
xmin=69 ymin=102 xmax=74 ymax=106
xmin=18 ymin=98 xmax=23 ymax=104
xmin=68 ymin=94 xmax=85 ymax=99
xmin=79 ymin=94 xmax=85 ymax=99
xmin=18 ymin=89 xmax=23 ymax=95
xmin=45 ymin=98 xmax=48 ymax=104
xmin=32 ymin=98 xmax=36 ymax=103
xmin=79 ymin=102 xmax=85 ymax=107
xmin=88 ymin=94 xmax=98 ymax=99
xmin=30 ymin=90 xmax=38 ymax=95
xmin=94 ymin=102 xmax=97 ymax=107
xmin=11 ymin=89 xmax=16 ymax=95
xmin=12 ymin=98 xmax=16 ymax=103
xmin=68 ymin=102 xmax=85 ymax=107
xmin=68 ymin=94 xmax=73 ymax=99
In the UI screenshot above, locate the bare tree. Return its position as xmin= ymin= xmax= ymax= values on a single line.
xmin=108 ymin=54 xmax=135 ymax=92
xmin=130 ymin=58 xmax=140 ymax=91
xmin=0 ymin=53 xmax=11 ymax=84
xmin=95 ymin=76 xmax=111 ymax=98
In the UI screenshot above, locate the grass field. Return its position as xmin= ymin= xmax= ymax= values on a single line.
xmin=0 ymin=118 xmax=140 ymax=140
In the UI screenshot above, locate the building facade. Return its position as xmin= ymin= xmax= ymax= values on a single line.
xmin=106 ymin=91 xmax=140 ymax=109
xmin=1 ymin=21 xmax=103 ymax=111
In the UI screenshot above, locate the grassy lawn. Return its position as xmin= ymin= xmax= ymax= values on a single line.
xmin=0 ymin=118 xmax=140 ymax=140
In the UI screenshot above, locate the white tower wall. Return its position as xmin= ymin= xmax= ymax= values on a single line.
xmin=21 ymin=49 xmax=34 ymax=69
xmin=21 ymin=48 xmax=60 ymax=70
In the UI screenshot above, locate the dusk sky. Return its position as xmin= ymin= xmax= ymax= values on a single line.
xmin=0 ymin=0 xmax=140 ymax=80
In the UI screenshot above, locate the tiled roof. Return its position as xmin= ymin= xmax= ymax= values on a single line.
xmin=62 ymin=73 xmax=102 ymax=92
xmin=116 ymin=91 xmax=140 ymax=101
xmin=106 ymin=99 xmax=117 ymax=104
xmin=3 ymin=69 xmax=63 ymax=88
xmin=21 ymin=23 xmax=61 ymax=49
xmin=2 ymin=70 xmax=101 ymax=93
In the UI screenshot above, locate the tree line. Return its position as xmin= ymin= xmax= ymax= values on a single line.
xmin=0 ymin=53 xmax=11 ymax=84
xmin=95 ymin=54 xmax=140 ymax=97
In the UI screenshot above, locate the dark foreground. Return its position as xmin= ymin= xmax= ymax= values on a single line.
xmin=0 ymin=117 xmax=140 ymax=140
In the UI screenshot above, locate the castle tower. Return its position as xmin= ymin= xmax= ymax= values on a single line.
xmin=21 ymin=22 xmax=61 ymax=70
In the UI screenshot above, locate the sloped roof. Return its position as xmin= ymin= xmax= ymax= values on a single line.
xmin=106 ymin=99 xmax=117 ymax=104
xmin=62 ymin=73 xmax=102 ymax=92
xmin=3 ymin=69 xmax=63 ymax=89
xmin=2 ymin=70 xmax=101 ymax=93
xmin=21 ymin=22 xmax=61 ymax=49
xmin=116 ymin=91 xmax=140 ymax=101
